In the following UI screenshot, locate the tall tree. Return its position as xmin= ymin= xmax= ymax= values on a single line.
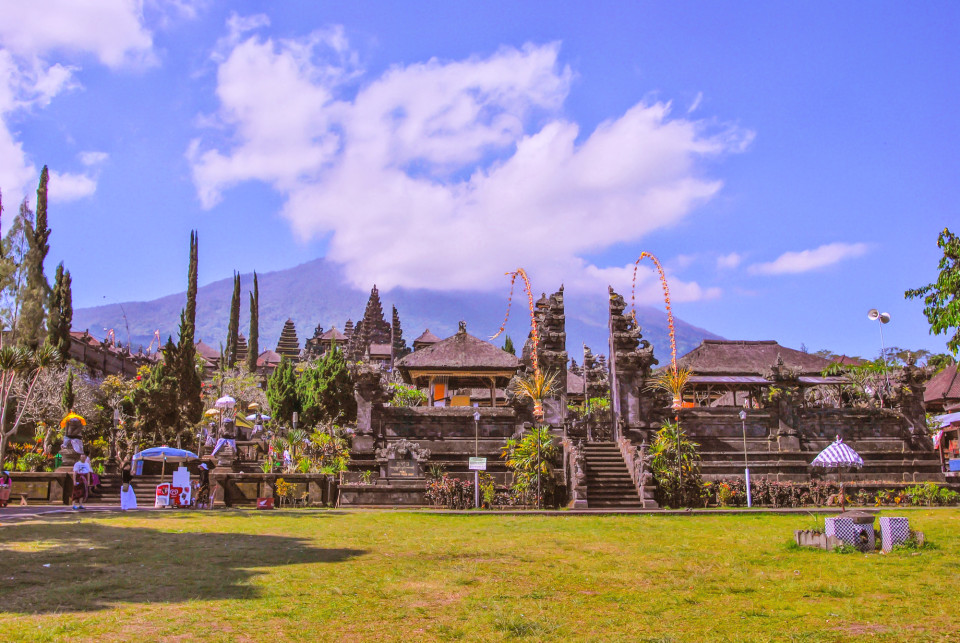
xmin=61 ymin=369 xmax=75 ymax=411
xmin=266 ymin=355 xmax=299 ymax=425
xmin=391 ymin=305 xmax=410 ymax=362
xmin=503 ymin=335 xmax=516 ymax=356
xmin=20 ymin=167 xmax=52 ymax=348
xmin=906 ymin=227 xmax=960 ymax=355
xmin=225 ymin=271 xmax=241 ymax=368
xmin=173 ymin=231 xmax=203 ymax=439
xmin=0 ymin=200 xmax=32 ymax=336
xmin=46 ymin=262 xmax=72 ymax=358
xmin=246 ymin=271 xmax=259 ymax=372
xmin=297 ymin=345 xmax=356 ymax=426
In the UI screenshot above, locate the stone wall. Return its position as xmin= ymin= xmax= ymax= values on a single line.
xmin=369 ymin=406 xmax=519 ymax=459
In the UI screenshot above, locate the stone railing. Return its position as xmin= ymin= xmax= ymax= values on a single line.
xmin=618 ymin=437 xmax=657 ymax=508
xmin=210 ymin=472 xmax=338 ymax=507
xmin=562 ymin=438 xmax=587 ymax=508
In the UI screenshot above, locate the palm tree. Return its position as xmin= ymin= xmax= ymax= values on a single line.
xmin=0 ymin=344 xmax=59 ymax=464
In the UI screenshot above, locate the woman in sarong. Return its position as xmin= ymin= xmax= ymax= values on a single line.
xmin=120 ymin=462 xmax=137 ymax=510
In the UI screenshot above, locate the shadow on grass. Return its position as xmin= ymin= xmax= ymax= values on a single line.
xmin=0 ymin=519 xmax=365 ymax=614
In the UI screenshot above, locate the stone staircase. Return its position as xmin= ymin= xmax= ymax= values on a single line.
xmin=84 ymin=474 xmax=167 ymax=507
xmin=582 ymin=442 xmax=646 ymax=509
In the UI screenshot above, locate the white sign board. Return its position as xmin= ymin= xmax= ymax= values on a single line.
xmin=468 ymin=457 xmax=487 ymax=471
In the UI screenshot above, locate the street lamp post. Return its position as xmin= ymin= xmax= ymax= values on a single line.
xmin=867 ymin=309 xmax=892 ymax=406
xmin=473 ymin=409 xmax=481 ymax=508
xmin=739 ymin=409 xmax=752 ymax=508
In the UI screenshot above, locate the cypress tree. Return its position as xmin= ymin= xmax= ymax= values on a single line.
xmin=391 ymin=306 xmax=410 ymax=361
xmin=226 ymin=271 xmax=241 ymax=368
xmin=20 ymin=167 xmax=51 ymax=348
xmin=503 ymin=335 xmax=516 ymax=356
xmin=174 ymin=231 xmax=203 ymax=437
xmin=46 ymin=262 xmax=72 ymax=358
xmin=246 ymin=271 xmax=259 ymax=372
xmin=62 ymin=370 xmax=75 ymax=411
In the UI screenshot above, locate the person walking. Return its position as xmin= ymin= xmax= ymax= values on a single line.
xmin=120 ymin=462 xmax=137 ymax=511
xmin=0 ymin=470 xmax=12 ymax=507
xmin=72 ymin=454 xmax=92 ymax=510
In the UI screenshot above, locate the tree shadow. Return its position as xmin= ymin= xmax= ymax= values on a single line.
xmin=0 ymin=518 xmax=365 ymax=613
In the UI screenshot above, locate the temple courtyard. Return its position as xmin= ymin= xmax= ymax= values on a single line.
xmin=1 ymin=509 xmax=957 ymax=642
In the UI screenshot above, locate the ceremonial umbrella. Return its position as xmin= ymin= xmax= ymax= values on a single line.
xmin=204 ymin=408 xmax=220 ymax=417
xmin=214 ymin=396 xmax=236 ymax=408
xmin=248 ymin=403 xmax=260 ymax=410
xmin=811 ymin=437 xmax=863 ymax=512
xmin=246 ymin=413 xmax=271 ymax=422
xmin=60 ymin=412 xmax=86 ymax=428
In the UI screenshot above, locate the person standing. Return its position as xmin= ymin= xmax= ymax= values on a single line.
xmin=196 ymin=462 xmax=211 ymax=509
xmin=72 ymin=454 xmax=92 ymax=510
xmin=120 ymin=462 xmax=137 ymax=511
xmin=0 ymin=470 xmax=12 ymax=507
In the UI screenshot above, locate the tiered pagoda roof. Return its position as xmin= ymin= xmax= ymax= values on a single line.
xmin=275 ymin=319 xmax=301 ymax=360
xmin=236 ymin=333 xmax=248 ymax=365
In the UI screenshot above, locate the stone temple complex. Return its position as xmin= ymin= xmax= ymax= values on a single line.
xmin=17 ymin=279 xmax=951 ymax=510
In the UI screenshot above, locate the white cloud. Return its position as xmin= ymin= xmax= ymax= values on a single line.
xmin=687 ymin=91 xmax=703 ymax=114
xmin=48 ymin=170 xmax=97 ymax=202
xmin=716 ymin=252 xmax=742 ymax=269
xmin=79 ymin=151 xmax=108 ymax=166
xmin=0 ymin=0 xmax=156 ymax=206
xmin=190 ymin=23 xmax=752 ymax=297
xmin=748 ymin=242 xmax=869 ymax=275
xmin=0 ymin=0 xmax=154 ymax=68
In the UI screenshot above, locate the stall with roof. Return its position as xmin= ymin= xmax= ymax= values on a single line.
xmin=932 ymin=410 xmax=960 ymax=475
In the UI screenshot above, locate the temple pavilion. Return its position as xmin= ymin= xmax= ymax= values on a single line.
xmin=396 ymin=322 xmax=519 ymax=407
xmin=673 ymin=340 xmax=842 ymax=408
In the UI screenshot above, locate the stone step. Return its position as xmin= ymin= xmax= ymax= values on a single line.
xmin=582 ymin=443 xmax=652 ymax=508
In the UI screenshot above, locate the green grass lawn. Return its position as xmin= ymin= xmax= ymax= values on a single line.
xmin=1 ymin=509 xmax=957 ymax=642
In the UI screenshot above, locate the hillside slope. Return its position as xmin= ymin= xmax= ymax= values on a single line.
xmin=72 ymin=258 xmax=722 ymax=361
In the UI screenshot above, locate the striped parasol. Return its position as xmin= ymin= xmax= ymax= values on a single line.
xmin=811 ymin=437 xmax=863 ymax=468
xmin=811 ymin=436 xmax=863 ymax=512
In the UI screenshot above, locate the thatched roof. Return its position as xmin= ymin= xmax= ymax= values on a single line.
xmin=257 ymin=349 xmax=282 ymax=367
xmin=195 ymin=340 xmax=220 ymax=362
xmin=397 ymin=327 xmax=519 ymax=371
xmin=413 ymin=329 xmax=442 ymax=345
xmin=925 ymin=363 xmax=960 ymax=405
xmin=674 ymin=340 xmax=831 ymax=376
xmin=320 ymin=327 xmax=346 ymax=341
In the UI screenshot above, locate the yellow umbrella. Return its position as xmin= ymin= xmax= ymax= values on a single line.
xmin=204 ymin=408 xmax=220 ymax=417
xmin=247 ymin=403 xmax=260 ymax=410
xmin=60 ymin=412 xmax=86 ymax=428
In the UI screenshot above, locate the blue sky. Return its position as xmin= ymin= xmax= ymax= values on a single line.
xmin=0 ymin=1 xmax=957 ymax=359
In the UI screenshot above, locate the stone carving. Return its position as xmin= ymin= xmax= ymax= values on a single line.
xmin=375 ymin=439 xmax=431 ymax=463
xmin=608 ymin=287 xmax=659 ymax=434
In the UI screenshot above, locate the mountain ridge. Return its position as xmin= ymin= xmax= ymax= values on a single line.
xmin=72 ymin=258 xmax=723 ymax=362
